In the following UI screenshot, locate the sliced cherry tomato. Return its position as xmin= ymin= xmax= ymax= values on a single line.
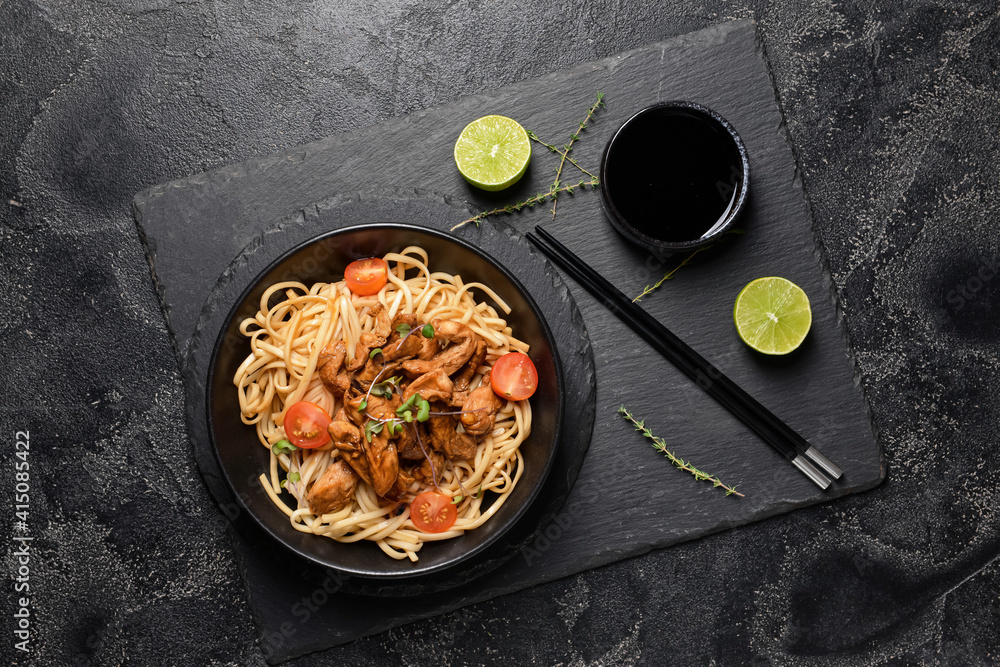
xmin=409 ymin=491 xmax=458 ymax=533
xmin=282 ymin=401 xmax=331 ymax=449
xmin=344 ymin=257 xmax=388 ymax=296
xmin=490 ymin=352 xmax=538 ymax=401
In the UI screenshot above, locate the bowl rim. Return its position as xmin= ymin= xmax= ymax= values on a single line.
xmin=205 ymin=221 xmax=565 ymax=578
xmin=599 ymin=100 xmax=751 ymax=252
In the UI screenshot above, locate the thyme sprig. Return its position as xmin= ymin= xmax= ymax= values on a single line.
xmin=632 ymin=229 xmax=745 ymax=302
xmin=548 ymin=91 xmax=605 ymax=219
xmin=451 ymin=92 xmax=605 ymax=231
xmin=525 ymin=131 xmax=598 ymax=180
xmin=619 ymin=406 xmax=744 ymax=497
xmin=451 ymin=178 xmax=600 ymax=230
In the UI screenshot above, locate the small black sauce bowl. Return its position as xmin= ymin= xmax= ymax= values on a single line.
xmin=599 ymin=101 xmax=750 ymax=253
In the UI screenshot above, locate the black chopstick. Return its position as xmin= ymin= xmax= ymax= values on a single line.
xmin=526 ymin=225 xmax=842 ymax=490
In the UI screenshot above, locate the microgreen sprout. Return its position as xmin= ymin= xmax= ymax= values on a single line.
xmin=427 ymin=407 xmax=488 ymax=417
xmin=272 ymin=439 xmax=296 ymax=456
xmin=369 ymin=347 xmax=383 ymax=360
xmin=396 ymin=393 xmax=431 ymax=423
xmin=363 ymin=420 xmax=384 ymax=442
xmin=395 ymin=323 xmax=412 ymax=335
xmin=370 ymin=375 xmax=401 ymax=399
xmin=421 ymin=324 xmax=434 ymax=338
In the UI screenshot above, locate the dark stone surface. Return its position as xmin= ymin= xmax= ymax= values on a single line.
xmin=134 ymin=21 xmax=881 ymax=659
xmin=1 ymin=1 xmax=997 ymax=665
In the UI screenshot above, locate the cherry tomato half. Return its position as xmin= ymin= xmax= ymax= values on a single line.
xmin=344 ymin=257 xmax=388 ymax=296
xmin=282 ymin=401 xmax=331 ymax=449
xmin=490 ymin=352 xmax=539 ymax=401
xmin=409 ymin=491 xmax=458 ymax=533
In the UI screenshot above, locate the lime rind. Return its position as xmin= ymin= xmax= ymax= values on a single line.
xmin=454 ymin=115 xmax=531 ymax=191
xmin=733 ymin=277 xmax=812 ymax=355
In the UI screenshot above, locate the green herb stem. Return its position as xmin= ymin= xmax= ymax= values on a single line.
xmin=547 ymin=91 xmax=605 ymax=219
xmin=632 ymin=229 xmax=745 ymax=302
xmin=618 ymin=406 xmax=744 ymax=497
xmin=451 ymin=179 xmax=600 ymax=230
xmin=525 ymin=131 xmax=597 ymax=180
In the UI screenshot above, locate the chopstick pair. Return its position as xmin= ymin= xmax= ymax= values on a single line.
xmin=525 ymin=225 xmax=843 ymax=490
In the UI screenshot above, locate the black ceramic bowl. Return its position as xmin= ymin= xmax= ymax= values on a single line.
xmin=600 ymin=101 xmax=750 ymax=253
xmin=206 ymin=223 xmax=563 ymax=579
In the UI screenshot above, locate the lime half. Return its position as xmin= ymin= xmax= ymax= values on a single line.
xmin=733 ymin=277 xmax=812 ymax=355
xmin=454 ymin=115 xmax=531 ymax=191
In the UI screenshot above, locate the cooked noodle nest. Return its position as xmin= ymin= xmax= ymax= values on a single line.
xmin=233 ymin=246 xmax=532 ymax=561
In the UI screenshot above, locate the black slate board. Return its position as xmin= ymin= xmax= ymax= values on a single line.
xmin=133 ymin=20 xmax=884 ymax=662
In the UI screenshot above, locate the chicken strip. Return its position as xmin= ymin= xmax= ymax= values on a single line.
xmin=460 ymin=371 xmax=504 ymax=437
xmin=329 ymin=405 xmax=400 ymax=498
xmin=382 ymin=314 xmax=425 ymax=361
xmin=426 ymin=403 xmax=478 ymax=461
xmin=401 ymin=319 xmax=479 ymax=377
xmin=452 ymin=339 xmax=488 ymax=392
xmin=411 ymin=447 xmax=446 ymax=486
xmin=317 ymin=340 xmax=351 ymax=397
xmin=307 ymin=460 xmax=359 ymax=515
xmin=402 ymin=368 xmax=453 ymax=404
xmin=346 ymin=303 xmax=391 ymax=371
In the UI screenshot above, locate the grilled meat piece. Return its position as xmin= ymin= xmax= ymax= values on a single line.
xmin=329 ymin=405 xmax=400 ymax=498
xmin=412 ymin=448 xmax=446 ymax=486
xmin=401 ymin=319 xmax=480 ymax=377
xmin=307 ymin=459 xmax=359 ymax=515
xmin=402 ymin=368 xmax=453 ymax=404
xmin=318 ymin=340 xmax=351 ymax=397
xmin=460 ymin=371 xmax=504 ymax=437
xmin=452 ymin=339 xmax=488 ymax=392
xmin=346 ymin=303 xmax=391 ymax=371
xmin=426 ymin=403 xmax=477 ymax=461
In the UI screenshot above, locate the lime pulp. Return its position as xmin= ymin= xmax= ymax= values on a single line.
xmin=733 ymin=277 xmax=812 ymax=355
xmin=453 ymin=115 xmax=531 ymax=191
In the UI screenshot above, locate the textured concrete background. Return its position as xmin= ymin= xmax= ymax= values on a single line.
xmin=1 ymin=0 xmax=998 ymax=665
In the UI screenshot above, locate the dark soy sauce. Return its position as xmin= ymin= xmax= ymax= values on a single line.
xmin=604 ymin=108 xmax=743 ymax=243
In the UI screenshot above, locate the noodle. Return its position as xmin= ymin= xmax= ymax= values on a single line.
xmin=234 ymin=247 xmax=532 ymax=560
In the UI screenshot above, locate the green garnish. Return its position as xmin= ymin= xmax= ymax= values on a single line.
xmin=369 ymin=347 xmax=383 ymax=359
xmin=357 ymin=400 xmax=368 ymax=411
xmin=395 ymin=323 xmax=412 ymax=335
xmin=451 ymin=495 xmax=463 ymax=504
xmin=280 ymin=472 xmax=301 ymax=488
xmin=397 ymin=393 xmax=417 ymax=414
xmin=421 ymin=324 xmax=434 ymax=338
xmin=364 ymin=421 xmax=384 ymax=442
xmin=396 ymin=393 xmax=431 ymax=423
xmin=619 ymin=406 xmax=745 ymax=497
xmin=272 ymin=440 xmax=296 ymax=455
xmin=370 ymin=375 xmax=402 ymax=398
